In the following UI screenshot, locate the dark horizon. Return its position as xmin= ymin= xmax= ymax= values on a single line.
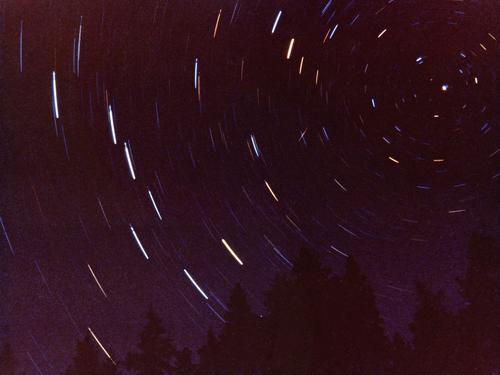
xmin=2 ymin=234 xmax=499 ymax=374
xmin=1 ymin=0 xmax=499 ymax=373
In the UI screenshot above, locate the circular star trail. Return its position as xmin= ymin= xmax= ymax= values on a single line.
xmin=1 ymin=0 xmax=498 ymax=373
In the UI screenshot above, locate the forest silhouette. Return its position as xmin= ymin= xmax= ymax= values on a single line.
xmin=2 ymin=233 xmax=498 ymax=375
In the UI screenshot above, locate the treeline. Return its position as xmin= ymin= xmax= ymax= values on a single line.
xmin=1 ymin=233 xmax=498 ymax=374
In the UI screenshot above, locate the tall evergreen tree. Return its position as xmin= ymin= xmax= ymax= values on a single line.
xmin=388 ymin=334 xmax=411 ymax=375
xmin=264 ymin=275 xmax=314 ymax=375
xmin=326 ymin=257 xmax=389 ymax=374
xmin=217 ymin=283 xmax=262 ymax=375
xmin=291 ymin=247 xmax=331 ymax=291
xmin=198 ymin=328 xmax=220 ymax=375
xmin=126 ymin=305 xmax=177 ymax=375
xmin=409 ymin=283 xmax=460 ymax=375
xmin=63 ymin=333 xmax=118 ymax=375
xmin=65 ymin=333 xmax=102 ymax=375
xmin=263 ymin=248 xmax=330 ymax=375
xmin=199 ymin=248 xmax=392 ymax=375
xmin=455 ymin=233 xmax=499 ymax=374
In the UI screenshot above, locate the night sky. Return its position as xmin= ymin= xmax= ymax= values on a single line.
xmin=1 ymin=0 xmax=499 ymax=373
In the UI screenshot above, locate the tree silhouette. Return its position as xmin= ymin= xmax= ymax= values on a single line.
xmin=65 ymin=333 xmax=101 ymax=375
xmin=290 ymin=247 xmax=331 ymax=291
xmin=388 ymin=333 xmax=411 ymax=375
xmin=409 ymin=283 xmax=460 ymax=375
xmin=0 ymin=343 xmax=18 ymax=375
xmin=326 ymin=257 xmax=389 ymax=374
xmin=198 ymin=328 xmax=220 ymax=375
xmin=263 ymin=247 xmax=339 ymax=375
xmin=63 ymin=333 xmax=118 ymax=375
xmin=125 ymin=305 xmax=177 ymax=375
xmin=455 ymin=233 xmax=499 ymax=374
xmin=216 ymin=283 xmax=262 ymax=375
xmin=58 ymin=235 xmax=498 ymax=375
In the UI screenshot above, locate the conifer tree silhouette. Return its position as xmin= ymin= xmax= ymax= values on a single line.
xmin=125 ymin=305 xmax=176 ymax=375
xmin=63 ymin=333 xmax=118 ymax=375
xmin=198 ymin=328 xmax=220 ymax=375
xmin=327 ymin=257 xmax=389 ymax=374
xmin=58 ymin=234 xmax=499 ymax=375
xmin=65 ymin=333 xmax=102 ymax=375
xmin=409 ymin=282 xmax=459 ymax=375
xmin=263 ymin=248 xmax=330 ymax=375
xmin=388 ymin=333 xmax=411 ymax=375
xmin=217 ymin=283 xmax=262 ymax=375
